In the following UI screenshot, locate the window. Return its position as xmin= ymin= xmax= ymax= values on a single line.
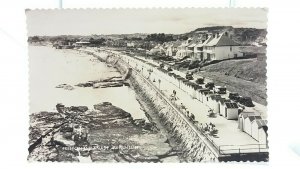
xmin=230 ymin=46 xmax=232 ymax=51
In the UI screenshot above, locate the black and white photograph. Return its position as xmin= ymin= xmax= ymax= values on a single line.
xmin=26 ymin=8 xmax=268 ymax=162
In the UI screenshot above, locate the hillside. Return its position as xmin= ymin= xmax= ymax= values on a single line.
xmin=196 ymin=57 xmax=267 ymax=105
xmin=182 ymin=26 xmax=267 ymax=46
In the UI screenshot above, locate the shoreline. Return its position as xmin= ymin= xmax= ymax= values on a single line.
xmin=78 ymin=48 xmax=183 ymax=161
xmin=28 ymin=45 xmax=181 ymax=162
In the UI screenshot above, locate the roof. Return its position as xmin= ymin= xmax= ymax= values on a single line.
xmin=172 ymin=41 xmax=182 ymax=47
xmin=240 ymin=112 xmax=256 ymax=118
xmin=210 ymin=95 xmax=222 ymax=101
xmin=247 ymin=116 xmax=262 ymax=122
xmin=187 ymin=43 xmax=197 ymax=48
xmin=219 ymin=98 xmax=231 ymax=104
xmin=225 ymin=102 xmax=239 ymax=109
xmin=255 ymin=119 xmax=268 ymax=129
xmin=205 ymin=33 xmax=240 ymax=47
xmin=203 ymin=91 xmax=213 ymax=96
xmin=198 ymin=88 xmax=210 ymax=93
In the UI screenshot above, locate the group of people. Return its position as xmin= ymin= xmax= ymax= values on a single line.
xmin=170 ymin=89 xmax=178 ymax=101
xmin=180 ymin=102 xmax=196 ymax=123
xmin=197 ymin=122 xmax=218 ymax=137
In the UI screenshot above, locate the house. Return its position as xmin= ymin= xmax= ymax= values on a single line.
xmin=127 ymin=42 xmax=136 ymax=47
xmin=251 ymin=119 xmax=268 ymax=144
xmin=175 ymin=38 xmax=193 ymax=59
xmin=203 ymin=32 xmax=243 ymax=61
xmin=148 ymin=44 xmax=166 ymax=55
xmin=165 ymin=41 xmax=182 ymax=56
xmin=193 ymin=35 xmax=210 ymax=60
xmin=74 ymin=41 xmax=91 ymax=47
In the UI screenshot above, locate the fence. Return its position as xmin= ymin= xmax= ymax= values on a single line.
xmin=105 ymin=51 xmax=268 ymax=157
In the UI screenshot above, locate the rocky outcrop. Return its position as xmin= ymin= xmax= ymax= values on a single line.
xmin=56 ymin=84 xmax=75 ymax=90
xmin=76 ymin=76 xmax=129 ymax=89
xmin=28 ymin=102 xmax=176 ymax=162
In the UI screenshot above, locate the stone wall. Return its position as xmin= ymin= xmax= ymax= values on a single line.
xmin=109 ymin=54 xmax=219 ymax=162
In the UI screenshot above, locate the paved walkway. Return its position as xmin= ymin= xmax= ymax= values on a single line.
xmin=88 ymin=48 xmax=268 ymax=154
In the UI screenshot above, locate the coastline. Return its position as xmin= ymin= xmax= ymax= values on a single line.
xmin=28 ymin=45 xmax=181 ymax=162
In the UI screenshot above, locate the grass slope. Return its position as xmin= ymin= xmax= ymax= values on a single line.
xmin=198 ymin=57 xmax=267 ymax=105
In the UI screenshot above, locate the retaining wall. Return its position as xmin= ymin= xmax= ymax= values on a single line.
xmin=108 ymin=54 xmax=219 ymax=162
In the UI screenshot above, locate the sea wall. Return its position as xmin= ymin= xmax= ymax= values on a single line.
xmin=107 ymin=54 xmax=219 ymax=162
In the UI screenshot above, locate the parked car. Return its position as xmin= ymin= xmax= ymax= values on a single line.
xmin=167 ymin=67 xmax=173 ymax=71
xmin=229 ymin=92 xmax=240 ymax=101
xmin=239 ymin=97 xmax=255 ymax=107
xmin=159 ymin=63 xmax=165 ymax=69
xmin=185 ymin=72 xmax=194 ymax=80
xmin=195 ymin=78 xmax=204 ymax=84
xmin=214 ymin=86 xmax=227 ymax=94
xmin=205 ymin=82 xmax=214 ymax=90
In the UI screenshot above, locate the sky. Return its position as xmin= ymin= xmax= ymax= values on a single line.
xmin=26 ymin=8 xmax=268 ymax=36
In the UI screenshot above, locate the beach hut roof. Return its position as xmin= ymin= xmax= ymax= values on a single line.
xmin=210 ymin=94 xmax=222 ymax=101
xmin=225 ymin=102 xmax=239 ymax=109
xmin=247 ymin=115 xmax=262 ymax=122
xmin=219 ymin=98 xmax=231 ymax=104
xmin=255 ymin=119 xmax=267 ymax=128
xmin=203 ymin=91 xmax=213 ymax=95
xmin=240 ymin=112 xmax=256 ymax=118
xmin=198 ymin=88 xmax=210 ymax=93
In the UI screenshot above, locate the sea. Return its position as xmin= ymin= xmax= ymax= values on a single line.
xmin=29 ymin=45 xmax=147 ymax=120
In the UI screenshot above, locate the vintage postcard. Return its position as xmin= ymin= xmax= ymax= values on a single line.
xmin=26 ymin=8 xmax=268 ymax=162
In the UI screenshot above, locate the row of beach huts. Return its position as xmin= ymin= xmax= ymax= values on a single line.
xmin=109 ymin=50 xmax=268 ymax=145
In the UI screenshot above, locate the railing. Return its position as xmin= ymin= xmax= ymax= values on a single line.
xmin=102 ymin=50 xmax=269 ymax=157
xmin=218 ymin=144 xmax=268 ymax=155
xmin=122 ymin=54 xmax=269 ymax=156
xmin=117 ymin=54 xmax=220 ymax=158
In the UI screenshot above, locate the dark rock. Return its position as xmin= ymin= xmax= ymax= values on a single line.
xmin=55 ymin=84 xmax=74 ymax=90
xmin=76 ymin=82 xmax=94 ymax=87
xmin=133 ymin=119 xmax=146 ymax=127
xmin=70 ymin=106 xmax=88 ymax=113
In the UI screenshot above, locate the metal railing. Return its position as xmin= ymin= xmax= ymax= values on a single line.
xmin=103 ymin=51 xmax=269 ymax=157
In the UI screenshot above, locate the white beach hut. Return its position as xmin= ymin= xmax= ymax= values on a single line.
xmin=251 ymin=119 xmax=268 ymax=144
xmin=207 ymin=94 xmax=222 ymax=114
xmin=223 ymin=102 xmax=239 ymax=120
xmin=219 ymin=99 xmax=231 ymax=116
xmin=238 ymin=112 xmax=256 ymax=131
xmin=244 ymin=115 xmax=262 ymax=136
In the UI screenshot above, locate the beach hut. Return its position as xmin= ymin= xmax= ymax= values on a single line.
xmin=219 ymin=98 xmax=231 ymax=116
xmin=224 ymin=102 xmax=239 ymax=120
xmin=207 ymin=94 xmax=222 ymax=114
xmin=251 ymin=119 xmax=268 ymax=144
xmin=198 ymin=88 xmax=211 ymax=102
xmin=203 ymin=91 xmax=214 ymax=105
xmin=238 ymin=112 xmax=256 ymax=131
xmin=244 ymin=115 xmax=262 ymax=136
